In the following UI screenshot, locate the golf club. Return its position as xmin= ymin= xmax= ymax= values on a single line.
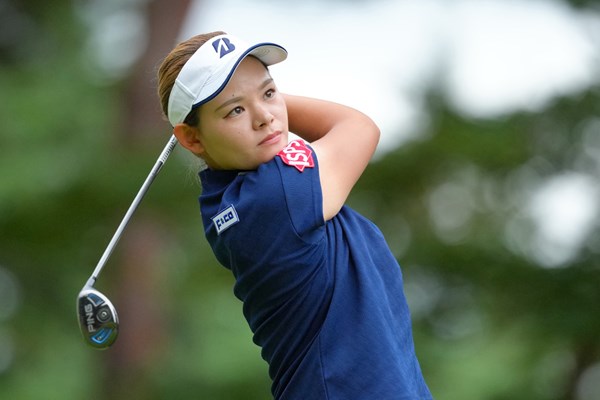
xmin=77 ymin=134 xmax=178 ymax=349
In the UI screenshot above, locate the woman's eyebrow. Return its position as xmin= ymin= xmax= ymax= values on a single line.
xmin=215 ymin=96 xmax=243 ymax=113
xmin=215 ymin=78 xmax=275 ymax=113
xmin=259 ymin=77 xmax=274 ymax=89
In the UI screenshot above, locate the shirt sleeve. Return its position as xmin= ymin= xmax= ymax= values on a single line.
xmin=273 ymin=142 xmax=324 ymax=242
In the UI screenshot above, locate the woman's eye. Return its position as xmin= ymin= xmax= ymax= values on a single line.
xmin=265 ymin=89 xmax=275 ymax=99
xmin=227 ymin=106 xmax=243 ymax=117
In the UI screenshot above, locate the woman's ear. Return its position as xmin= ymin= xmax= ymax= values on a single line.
xmin=173 ymin=124 xmax=204 ymax=156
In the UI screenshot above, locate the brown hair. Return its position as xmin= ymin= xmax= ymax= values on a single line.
xmin=157 ymin=31 xmax=226 ymax=126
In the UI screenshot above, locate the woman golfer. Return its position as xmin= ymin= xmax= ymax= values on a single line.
xmin=157 ymin=31 xmax=433 ymax=399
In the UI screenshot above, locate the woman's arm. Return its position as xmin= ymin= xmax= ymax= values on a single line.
xmin=284 ymin=94 xmax=380 ymax=221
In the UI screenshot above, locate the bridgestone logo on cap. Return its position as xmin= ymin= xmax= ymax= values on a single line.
xmin=212 ymin=38 xmax=236 ymax=58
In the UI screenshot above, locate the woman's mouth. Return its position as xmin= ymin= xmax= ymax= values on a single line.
xmin=259 ymin=131 xmax=282 ymax=146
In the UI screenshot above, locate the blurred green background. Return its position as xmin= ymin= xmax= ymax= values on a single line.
xmin=1 ymin=0 xmax=599 ymax=399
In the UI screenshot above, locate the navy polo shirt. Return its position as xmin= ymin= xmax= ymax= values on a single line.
xmin=199 ymin=141 xmax=432 ymax=399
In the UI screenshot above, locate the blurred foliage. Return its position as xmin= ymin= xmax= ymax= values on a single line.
xmin=0 ymin=0 xmax=599 ymax=399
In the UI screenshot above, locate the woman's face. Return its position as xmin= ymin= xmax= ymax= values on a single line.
xmin=196 ymin=56 xmax=289 ymax=170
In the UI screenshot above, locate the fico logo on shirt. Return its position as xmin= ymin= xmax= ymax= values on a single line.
xmin=277 ymin=140 xmax=315 ymax=172
xmin=212 ymin=205 xmax=239 ymax=235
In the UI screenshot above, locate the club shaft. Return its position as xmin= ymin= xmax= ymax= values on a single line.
xmin=86 ymin=135 xmax=178 ymax=287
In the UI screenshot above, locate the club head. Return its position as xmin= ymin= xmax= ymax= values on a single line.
xmin=77 ymin=287 xmax=119 ymax=349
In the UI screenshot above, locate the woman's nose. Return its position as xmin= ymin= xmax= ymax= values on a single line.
xmin=253 ymin=106 xmax=274 ymax=130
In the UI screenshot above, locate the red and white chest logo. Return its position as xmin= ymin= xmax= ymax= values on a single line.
xmin=277 ymin=140 xmax=315 ymax=172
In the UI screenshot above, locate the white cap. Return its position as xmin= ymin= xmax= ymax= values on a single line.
xmin=167 ymin=34 xmax=287 ymax=126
